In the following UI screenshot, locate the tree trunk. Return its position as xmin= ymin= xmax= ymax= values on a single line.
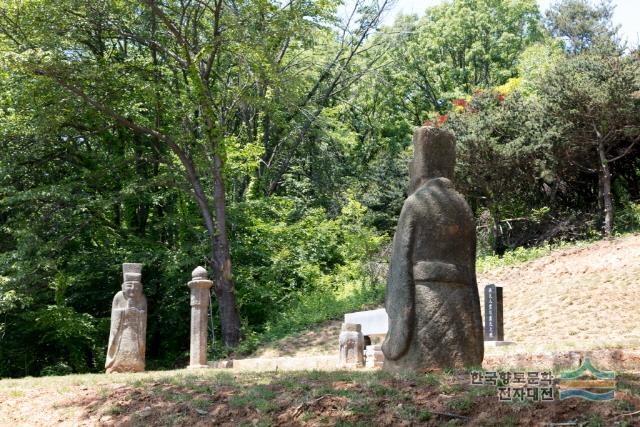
xmin=211 ymin=151 xmax=241 ymax=347
xmin=598 ymin=140 xmax=614 ymax=237
xmin=488 ymin=200 xmax=504 ymax=255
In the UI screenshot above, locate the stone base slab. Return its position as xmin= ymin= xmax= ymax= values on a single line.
xmin=205 ymin=348 xmax=640 ymax=372
xmin=207 ymin=355 xmax=340 ymax=371
xmin=187 ymin=364 xmax=211 ymax=369
xmin=484 ymin=341 xmax=516 ymax=348
xmin=208 ymin=360 xmax=233 ymax=369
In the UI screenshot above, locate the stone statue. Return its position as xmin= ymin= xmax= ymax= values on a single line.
xmin=381 ymin=127 xmax=484 ymax=372
xmin=105 ymin=263 xmax=147 ymax=373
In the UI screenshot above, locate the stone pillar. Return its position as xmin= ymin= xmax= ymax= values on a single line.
xmin=338 ymin=323 xmax=364 ymax=368
xmin=188 ymin=266 xmax=214 ymax=369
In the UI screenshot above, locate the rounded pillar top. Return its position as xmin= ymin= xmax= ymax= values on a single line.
xmin=189 ymin=266 xmax=213 ymax=290
xmin=192 ymin=266 xmax=208 ymax=280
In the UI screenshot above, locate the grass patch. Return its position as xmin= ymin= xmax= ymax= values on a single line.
xmin=192 ymin=398 xmax=211 ymax=410
xmin=586 ymin=413 xmax=604 ymax=427
xmin=230 ymin=384 xmax=278 ymax=413
xmin=447 ymin=395 xmax=475 ymax=413
xmin=418 ymin=410 xmax=432 ymax=421
xmin=617 ymin=374 xmax=640 ymax=397
xmin=4 ymin=368 xmax=640 ymax=426
xmin=7 ymin=390 xmax=24 ymax=398
xmin=477 ymin=243 xmax=559 ymax=272
xmin=611 ymin=399 xmax=635 ymax=412
xmin=101 ymin=405 xmax=124 ymax=416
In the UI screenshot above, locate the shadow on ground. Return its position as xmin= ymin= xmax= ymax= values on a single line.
xmin=46 ymin=370 xmax=640 ymax=426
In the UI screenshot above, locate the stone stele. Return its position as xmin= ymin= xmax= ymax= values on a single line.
xmin=105 ymin=263 xmax=147 ymax=373
xmin=381 ymin=126 xmax=484 ymax=372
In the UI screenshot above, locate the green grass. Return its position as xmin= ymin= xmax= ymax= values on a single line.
xmin=477 ymin=230 xmax=640 ymax=273
xmin=477 ymin=241 xmax=582 ymax=273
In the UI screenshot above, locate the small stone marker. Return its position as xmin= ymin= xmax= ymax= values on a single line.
xmin=365 ymin=345 xmax=384 ymax=368
xmin=188 ymin=266 xmax=214 ymax=369
xmin=105 ymin=263 xmax=147 ymax=373
xmin=484 ymin=284 xmax=504 ymax=341
xmin=338 ymin=323 xmax=364 ymax=368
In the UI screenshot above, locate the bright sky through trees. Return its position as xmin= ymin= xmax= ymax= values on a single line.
xmin=385 ymin=0 xmax=639 ymax=45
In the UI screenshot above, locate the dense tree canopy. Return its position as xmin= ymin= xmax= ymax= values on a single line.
xmin=0 ymin=0 xmax=638 ymax=378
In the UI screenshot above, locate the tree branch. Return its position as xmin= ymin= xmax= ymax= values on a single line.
xmin=36 ymin=68 xmax=217 ymax=237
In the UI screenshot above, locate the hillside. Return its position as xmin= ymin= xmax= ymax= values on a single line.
xmin=253 ymin=234 xmax=640 ymax=358
xmin=480 ymin=234 xmax=640 ymax=351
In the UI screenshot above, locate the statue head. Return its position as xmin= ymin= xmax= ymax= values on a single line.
xmin=122 ymin=281 xmax=142 ymax=299
xmin=409 ymin=126 xmax=456 ymax=193
xmin=122 ymin=272 xmax=142 ymax=299
xmin=121 ymin=263 xmax=143 ymax=299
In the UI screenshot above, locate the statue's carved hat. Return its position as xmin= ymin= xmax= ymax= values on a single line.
xmin=122 ymin=263 xmax=143 ymax=283
xmin=409 ymin=126 xmax=456 ymax=193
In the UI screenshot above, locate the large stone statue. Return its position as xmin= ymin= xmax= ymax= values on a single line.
xmin=382 ymin=127 xmax=483 ymax=372
xmin=105 ymin=263 xmax=147 ymax=373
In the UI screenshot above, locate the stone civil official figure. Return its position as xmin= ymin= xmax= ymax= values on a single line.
xmin=382 ymin=127 xmax=484 ymax=372
xmin=105 ymin=263 xmax=147 ymax=373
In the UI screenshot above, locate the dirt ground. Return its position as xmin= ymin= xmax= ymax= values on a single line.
xmin=2 ymin=369 xmax=640 ymax=426
xmin=479 ymin=234 xmax=640 ymax=351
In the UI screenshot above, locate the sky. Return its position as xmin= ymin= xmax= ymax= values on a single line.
xmin=383 ymin=0 xmax=640 ymax=45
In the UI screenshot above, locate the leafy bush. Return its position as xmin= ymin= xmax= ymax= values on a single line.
xmin=615 ymin=202 xmax=640 ymax=234
xmin=214 ymin=196 xmax=387 ymax=356
xmin=41 ymin=362 xmax=73 ymax=376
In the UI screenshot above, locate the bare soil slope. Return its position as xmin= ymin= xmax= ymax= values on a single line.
xmin=480 ymin=234 xmax=640 ymax=351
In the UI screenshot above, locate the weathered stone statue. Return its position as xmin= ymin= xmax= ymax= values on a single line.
xmin=382 ymin=127 xmax=483 ymax=372
xmin=105 ymin=263 xmax=147 ymax=373
xmin=338 ymin=323 xmax=365 ymax=368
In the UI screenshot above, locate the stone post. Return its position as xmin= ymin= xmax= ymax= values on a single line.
xmin=338 ymin=323 xmax=365 ymax=368
xmin=188 ymin=266 xmax=213 ymax=369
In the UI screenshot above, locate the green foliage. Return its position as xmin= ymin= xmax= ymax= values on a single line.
xmin=615 ymin=202 xmax=640 ymax=234
xmin=477 ymin=244 xmax=553 ymax=272
xmin=545 ymin=0 xmax=619 ymax=54
xmin=228 ymin=196 xmax=385 ymax=325
xmin=223 ymin=195 xmax=387 ymax=355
